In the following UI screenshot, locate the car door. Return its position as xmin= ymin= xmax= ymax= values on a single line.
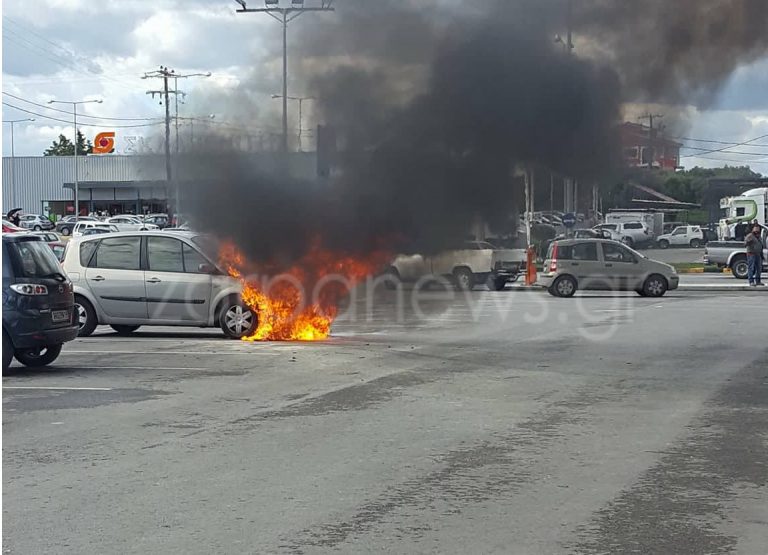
xmin=670 ymin=226 xmax=687 ymax=246
xmin=600 ymin=241 xmax=643 ymax=290
xmin=84 ymin=235 xmax=148 ymax=320
xmin=561 ymin=241 xmax=601 ymax=288
xmin=144 ymin=236 xmax=212 ymax=323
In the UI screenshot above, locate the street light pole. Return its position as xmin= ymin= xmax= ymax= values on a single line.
xmin=3 ymin=118 xmax=35 ymax=209
xmin=48 ymin=99 xmax=102 ymax=222
xmin=272 ymin=94 xmax=315 ymax=151
xmin=235 ymin=1 xmax=334 ymax=157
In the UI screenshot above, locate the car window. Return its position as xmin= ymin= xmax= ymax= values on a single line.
xmin=2 ymin=244 xmax=13 ymax=278
xmin=92 ymin=237 xmax=141 ymax=270
xmin=601 ymin=224 xmax=617 ymax=231
xmin=624 ymin=222 xmax=643 ymax=229
xmin=602 ymin=242 xmax=635 ymax=263
xmin=183 ymin=244 xmax=209 ymax=273
xmin=672 ymin=227 xmax=686 ymax=235
xmin=148 ymin=236 xmax=184 ymax=272
xmin=80 ymin=241 xmax=99 ymax=266
xmin=571 ymin=242 xmax=598 ymax=261
xmin=8 ymin=240 xmax=61 ymax=277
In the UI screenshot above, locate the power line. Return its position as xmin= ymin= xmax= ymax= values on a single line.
xmin=675 ymin=135 xmax=768 ymax=147
xmin=679 ymin=133 xmax=768 ymax=158
xmin=2 ymin=92 xmax=160 ymax=121
xmin=680 ymin=145 xmax=768 ymax=156
xmin=2 ymin=102 xmax=163 ymax=128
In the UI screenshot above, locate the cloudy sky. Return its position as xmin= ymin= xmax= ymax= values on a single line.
xmin=2 ymin=0 xmax=768 ymax=174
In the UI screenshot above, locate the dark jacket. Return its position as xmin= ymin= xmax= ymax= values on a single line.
xmin=745 ymin=231 xmax=764 ymax=257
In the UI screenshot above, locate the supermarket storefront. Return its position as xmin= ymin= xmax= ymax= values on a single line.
xmin=59 ymin=180 xmax=171 ymax=217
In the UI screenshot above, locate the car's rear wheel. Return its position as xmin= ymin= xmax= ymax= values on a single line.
xmin=453 ymin=267 xmax=474 ymax=291
xmin=549 ymin=275 xmax=577 ymax=297
xmin=635 ymin=289 xmax=648 ymax=297
xmin=486 ymin=275 xmax=507 ymax=291
xmin=60 ymin=227 xmax=71 ymax=236
xmin=383 ymin=267 xmax=401 ymax=290
xmin=643 ymin=274 xmax=668 ymax=297
xmin=730 ymin=257 xmax=749 ymax=280
xmin=33 ymin=225 xmax=42 ymax=231
xmin=220 ymin=300 xmax=256 ymax=339
xmin=110 ymin=325 xmax=140 ymax=335
xmin=3 ymin=332 xmax=14 ymax=373
xmin=74 ymin=296 xmax=98 ymax=337
xmin=658 ymin=239 xmax=669 ymax=249
xmin=690 ymin=238 xmax=701 ymax=248
xmin=14 ymin=344 xmax=63 ymax=367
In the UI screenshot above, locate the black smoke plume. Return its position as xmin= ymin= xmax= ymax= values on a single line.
xmin=183 ymin=0 xmax=768 ymax=268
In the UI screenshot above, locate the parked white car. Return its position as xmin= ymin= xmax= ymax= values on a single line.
xmin=18 ymin=214 xmax=55 ymax=231
xmin=387 ymin=241 xmax=525 ymax=290
xmin=61 ymin=231 xmax=253 ymax=338
xmin=104 ymin=216 xmax=159 ymax=232
xmin=656 ymin=225 xmax=705 ymax=249
xmin=593 ymin=221 xmax=650 ymax=247
xmin=72 ymin=222 xmax=119 ymax=237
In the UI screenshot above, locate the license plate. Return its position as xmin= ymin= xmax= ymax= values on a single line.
xmin=52 ymin=310 xmax=70 ymax=323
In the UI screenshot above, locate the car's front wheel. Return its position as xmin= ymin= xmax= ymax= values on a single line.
xmin=74 ymin=296 xmax=98 ymax=337
xmin=453 ymin=267 xmax=474 ymax=291
xmin=60 ymin=227 xmax=71 ymax=236
xmin=14 ymin=344 xmax=63 ymax=367
xmin=643 ymin=274 xmax=668 ymax=297
xmin=658 ymin=239 xmax=669 ymax=249
xmin=549 ymin=275 xmax=577 ymax=297
xmin=33 ymin=225 xmax=42 ymax=231
xmin=219 ymin=299 xmax=256 ymax=339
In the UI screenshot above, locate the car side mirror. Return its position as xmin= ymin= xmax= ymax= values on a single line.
xmin=198 ymin=263 xmax=215 ymax=274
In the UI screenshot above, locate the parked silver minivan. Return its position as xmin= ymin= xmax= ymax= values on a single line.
xmin=538 ymin=239 xmax=679 ymax=297
xmin=61 ymin=231 xmax=256 ymax=338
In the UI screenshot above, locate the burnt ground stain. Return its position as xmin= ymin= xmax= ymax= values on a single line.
xmin=570 ymin=352 xmax=768 ymax=555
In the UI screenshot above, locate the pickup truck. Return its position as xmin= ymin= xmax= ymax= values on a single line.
xmin=656 ymin=225 xmax=705 ymax=249
xmin=704 ymin=226 xmax=767 ymax=279
xmin=386 ymin=241 xmax=525 ymax=290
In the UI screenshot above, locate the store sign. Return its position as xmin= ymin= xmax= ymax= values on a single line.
xmin=93 ymin=131 xmax=116 ymax=154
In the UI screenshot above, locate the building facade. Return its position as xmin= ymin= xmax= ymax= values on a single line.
xmin=619 ymin=122 xmax=681 ymax=170
xmin=2 ymin=152 xmax=318 ymax=217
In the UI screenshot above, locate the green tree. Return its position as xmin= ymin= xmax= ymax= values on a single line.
xmin=43 ymin=130 xmax=93 ymax=156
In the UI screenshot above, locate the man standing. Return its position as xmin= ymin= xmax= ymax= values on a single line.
xmin=745 ymin=224 xmax=765 ymax=286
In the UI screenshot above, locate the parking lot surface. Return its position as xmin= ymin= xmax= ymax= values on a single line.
xmin=3 ymin=287 xmax=767 ymax=554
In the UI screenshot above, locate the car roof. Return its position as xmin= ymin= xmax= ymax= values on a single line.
xmin=72 ymin=230 xmax=200 ymax=243
xmin=552 ymin=238 xmax=613 ymax=245
xmin=2 ymin=233 xmax=43 ymax=243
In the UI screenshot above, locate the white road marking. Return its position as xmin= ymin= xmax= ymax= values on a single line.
xmin=3 ymin=386 xmax=113 ymax=391
xmin=61 ymin=350 xmax=281 ymax=356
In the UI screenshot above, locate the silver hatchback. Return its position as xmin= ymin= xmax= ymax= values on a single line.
xmin=61 ymin=231 xmax=256 ymax=338
xmin=537 ymin=239 xmax=679 ymax=297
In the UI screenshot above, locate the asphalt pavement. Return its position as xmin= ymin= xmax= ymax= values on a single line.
xmin=3 ymin=286 xmax=767 ymax=554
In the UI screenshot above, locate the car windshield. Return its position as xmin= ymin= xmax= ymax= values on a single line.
xmin=8 ymin=239 xmax=62 ymax=277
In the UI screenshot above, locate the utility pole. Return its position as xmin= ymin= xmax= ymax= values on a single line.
xmin=3 ymin=118 xmax=34 ymax=209
xmin=235 ymin=0 xmax=334 ymax=158
xmin=272 ymin=94 xmax=315 ymax=151
xmin=48 ymin=99 xmax=102 ymax=222
xmin=638 ymin=113 xmax=664 ymax=168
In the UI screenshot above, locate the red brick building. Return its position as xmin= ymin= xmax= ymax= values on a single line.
xmin=619 ymin=122 xmax=681 ymax=170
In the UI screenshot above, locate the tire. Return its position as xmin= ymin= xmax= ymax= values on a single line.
xmin=74 ymin=295 xmax=98 ymax=337
xmin=730 ymin=257 xmax=749 ymax=280
xmin=61 ymin=227 xmax=71 ymax=236
xmin=453 ymin=267 xmax=474 ymax=291
xmin=658 ymin=239 xmax=669 ymax=249
xmin=383 ymin=268 xmax=401 ymax=290
xmin=690 ymin=239 xmax=701 ymax=248
xmin=642 ymin=274 xmax=668 ymax=297
xmin=14 ymin=344 xmax=63 ymax=367
xmin=548 ymin=275 xmax=577 ymax=297
xmin=33 ymin=225 xmax=42 ymax=231
xmin=621 ymin=236 xmax=634 ymax=247
xmin=110 ymin=325 xmax=140 ymax=335
xmin=3 ymin=332 xmax=13 ymax=373
xmin=486 ymin=275 xmax=507 ymax=291
xmin=219 ymin=299 xmax=257 ymax=339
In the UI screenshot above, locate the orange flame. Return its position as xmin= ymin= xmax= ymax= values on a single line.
xmin=220 ymin=239 xmax=390 ymax=341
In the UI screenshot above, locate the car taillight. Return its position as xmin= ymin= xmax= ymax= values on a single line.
xmin=10 ymin=284 xmax=48 ymax=295
xmin=549 ymin=243 xmax=558 ymax=272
